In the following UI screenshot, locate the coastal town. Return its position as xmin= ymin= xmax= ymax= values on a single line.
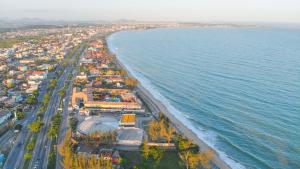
xmin=0 ymin=23 xmax=218 ymax=169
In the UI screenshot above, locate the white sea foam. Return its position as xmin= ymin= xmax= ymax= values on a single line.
xmin=107 ymin=35 xmax=246 ymax=169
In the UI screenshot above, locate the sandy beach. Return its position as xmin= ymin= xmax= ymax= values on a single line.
xmin=110 ymin=42 xmax=232 ymax=169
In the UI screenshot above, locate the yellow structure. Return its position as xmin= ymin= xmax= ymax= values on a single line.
xmin=119 ymin=114 xmax=136 ymax=126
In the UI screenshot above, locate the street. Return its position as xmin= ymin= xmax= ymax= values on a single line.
xmin=2 ymin=44 xmax=85 ymax=169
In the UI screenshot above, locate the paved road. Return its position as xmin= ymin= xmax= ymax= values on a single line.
xmin=3 ymin=73 xmax=53 ymax=169
xmin=3 ymin=44 xmax=83 ymax=169
xmin=28 ymin=44 xmax=85 ymax=169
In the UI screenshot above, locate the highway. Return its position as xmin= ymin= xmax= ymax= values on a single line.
xmin=55 ymin=48 xmax=81 ymax=169
xmin=28 ymin=44 xmax=85 ymax=169
xmin=3 ymin=71 xmax=53 ymax=169
xmin=2 ymin=43 xmax=85 ymax=169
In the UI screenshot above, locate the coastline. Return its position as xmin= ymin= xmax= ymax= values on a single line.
xmin=104 ymin=33 xmax=232 ymax=169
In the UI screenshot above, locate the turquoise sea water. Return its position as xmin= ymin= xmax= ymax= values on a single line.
xmin=107 ymin=28 xmax=300 ymax=169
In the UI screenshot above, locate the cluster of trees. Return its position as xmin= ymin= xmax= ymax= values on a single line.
xmin=0 ymin=36 xmax=40 ymax=48
xmin=69 ymin=117 xmax=78 ymax=133
xmin=43 ymin=92 xmax=51 ymax=105
xmin=177 ymin=137 xmax=214 ymax=169
xmin=75 ymin=131 xmax=117 ymax=146
xmin=125 ymin=77 xmax=138 ymax=88
xmin=26 ymin=95 xmax=38 ymax=105
xmin=48 ymin=79 xmax=58 ymax=90
xmin=142 ymin=141 xmax=165 ymax=166
xmin=59 ymin=87 xmax=66 ymax=98
xmin=59 ymin=130 xmax=113 ymax=169
xmin=48 ymin=113 xmax=62 ymax=140
xmin=16 ymin=108 xmax=25 ymax=120
xmin=24 ymin=136 xmax=37 ymax=160
xmin=26 ymin=89 xmax=39 ymax=108
xmin=28 ymin=120 xmax=43 ymax=133
xmin=148 ymin=118 xmax=175 ymax=143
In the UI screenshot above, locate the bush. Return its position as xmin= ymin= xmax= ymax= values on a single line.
xmin=16 ymin=111 xmax=25 ymax=120
xmin=28 ymin=120 xmax=43 ymax=133
xmin=26 ymin=95 xmax=37 ymax=105
xmin=24 ymin=153 xmax=32 ymax=160
xmin=26 ymin=143 xmax=34 ymax=151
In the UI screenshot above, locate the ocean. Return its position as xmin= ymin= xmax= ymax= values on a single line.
xmin=107 ymin=28 xmax=300 ymax=169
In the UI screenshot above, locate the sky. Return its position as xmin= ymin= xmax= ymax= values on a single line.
xmin=0 ymin=0 xmax=300 ymax=23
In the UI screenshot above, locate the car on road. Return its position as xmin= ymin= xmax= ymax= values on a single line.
xmin=14 ymin=124 xmax=23 ymax=132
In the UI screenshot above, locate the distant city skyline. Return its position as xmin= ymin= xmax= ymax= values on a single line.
xmin=1 ymin=0 xmax=300 ymax=23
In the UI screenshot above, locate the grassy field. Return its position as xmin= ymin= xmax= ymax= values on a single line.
xmin=0 ymin=36 xmax=41 ymax=48
xmin=120 ymin=151 xmax=184 ymax=169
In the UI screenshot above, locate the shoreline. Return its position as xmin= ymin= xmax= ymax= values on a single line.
xmin=104 ymin=33 xmax=232 ymax=169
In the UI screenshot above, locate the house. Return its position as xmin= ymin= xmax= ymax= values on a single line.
xmin=28 ymin=71 xmax=48 ymax=80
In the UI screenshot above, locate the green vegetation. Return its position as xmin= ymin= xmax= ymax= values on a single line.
xmin=148 ymin=118 xmax=175 ymax=143
xmin=176 ymin=136 xmax=214 ymax=169
xmin=24 ymin=153 xmax=32 ymax=160
xmin=23 ymin=134 xmax=37 ymax=169
xmin=0 ymin=36 xmax=41 ymax=48
xmin=48 ymin=79 xmax=57 ymax=90
xmin=48 ymin=113 xmax=62 ymax=139
xmin=120 ymin=151 xmax=184 ymax=169
xmin=43 ymin=92 xmax=51 ymax=106
xmin=58 ymin=87 xmax=66 ymax=98
xmin=26 ymin=143 xmax=34 ymax=151
xmin=75 ymin=131 xmax=117 ymax=146
xmin=47 ymin=147 xmax=57 ymax=169
xmin=33 ymin=90 xmax=39 ymax=97
xmin=69 ymin=117 xmax=78 ymax=132
xmin=26 ymin=95 xmax=38 ymax=105
xmin=59 ymin=130 xmax=113 ymax=169
xmin=63 ymin=45 xmax=80 ymax=67
xmin=28 ymin=120 xmax=43 ymax=133
xmin=16 ymin=111 xmax=25 ymax=120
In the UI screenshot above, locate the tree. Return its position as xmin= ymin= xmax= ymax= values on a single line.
xmin=48 ymin=126 xmax=58 ymax=139
xmin=162 ymin=127 xmax=175 ymax=143
xmin=24 ymin=153 xmax=32 ymax=160
xmin=148 ymin=119 xmax=170 ymax=142
xmin=58 ymin=130 xmax=74 ymax=169
xmin=178 ymin=138 xmax=193 ymax=152
xmin=69 ymin=117 xmax=78 ymax=132
xmin=59 ymin=130 xmax=113 ymax=169
xmin=125 ymin=77 xmax=138 ymax=88
xmin=48 ymin=113 xmax=62 ymax=139
xmin=197 ymin=150 xmax=214 ymax=169
xmin=149 ymin=147 xmax=164 ymax=164
xmin=180 ymin=150 xmax=192 ymax=169
xmin=26 ymin=143 xmax=34 ymax=151
xmin=148 ymin=120 xmax=160 ymax=141
xmin=16 ymin=111 xmax=25 ymax=120
xmin=28 ymin=120 xmax=43 ymax=133
xmin=142 ymin=140 xmax=150 ymax=159
xmin=26 ymin=95 xmax=37 ymax=105
xmin=180 ymin=150 xmax=214 ymax=169
xmin=33 ymin=90 xmax=39 ymax=97
xmin=48 ymin=79 xmax=57 ymax=89
xmin=59 ymin=88 xmax=66 ymax=97
xmin=43 ymin=92 xmax=51 ymax=105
